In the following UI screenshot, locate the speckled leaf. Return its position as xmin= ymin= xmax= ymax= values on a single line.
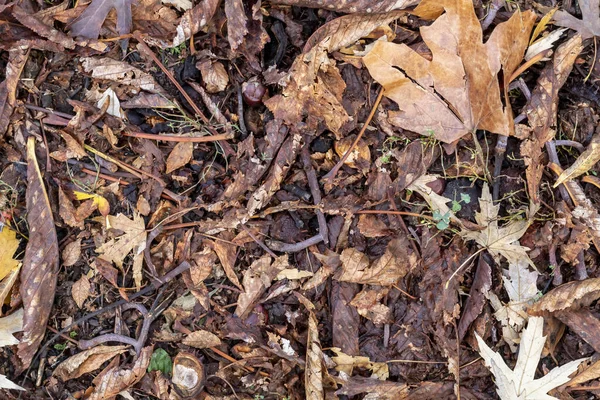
xmin=17 ymin=137 xmax=60 ymax=371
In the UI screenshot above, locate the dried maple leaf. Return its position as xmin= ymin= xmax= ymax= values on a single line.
xmin=362 ymin=0 xmax=535 ymax=143
xmin=554 ymin=0 xmax=600 ymax=39
xmin=69 ymin=0 xmax=133 ymax=39
xmin=18 ymin=137 xmax=60 ymax=371
xmin=95 ymin=213 xmax=147 ymax=288
xmin=488 ymin=261 xmax=540 ymax=352
xmin=476 ymin=316 xmax=584 ymax=399
xmin=459 ymin=183 xmax=534 ymax=268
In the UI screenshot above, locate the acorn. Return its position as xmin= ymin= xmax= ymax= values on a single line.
xmin=242 ymin=78 xmax=266 ymax=107
xmin=172 ymin=352 xmax=205 ymax=398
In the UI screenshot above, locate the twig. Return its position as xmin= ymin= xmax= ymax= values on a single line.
xmin=301 ymin=142 xmax=329 ymax=246
xmin=133 ymin=31 xmax=234 ymax=157
xmin=545 ymin=141 xmax=572 ymax=204
xmin=241 ymin=225 xmax=277 ymax=258
xmin=575 ymin=252 xmax=589 ymax=281
xmin=267 ymin=234 xmax=323 ymax=253
xmin=322 ymin=88 xmax=383 ymax=183
xmin=356 ymin=209 xmax=437 ymax=223
xmin=22 ymin=261 xmax=192 ymax=386
xmin=122 ymin=131 xmax=233 ymax=142
xmin=236 ymin=85 xmax=248 ymax=136
xmin=554 ymin=139 xmax=585 ymax=153
xmin=481 ymin=0 xmax=503 ymax=31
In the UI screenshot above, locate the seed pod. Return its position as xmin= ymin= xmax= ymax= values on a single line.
xmin=242 ymin=78 xmax=266 ymax=107
xmin=172 ymin=352 xmax=205 ymax=398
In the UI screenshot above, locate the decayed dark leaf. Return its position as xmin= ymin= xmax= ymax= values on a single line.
xmin=88 ymin=346 xmax=152 ymax=400
xmin=53 ymin=345 xmax=129 ymax=381
xmin=555 ymin=309 xmax=600 ymax=353
xmin=331 ymin=281 xmax=360 ymax=355
xmin=520 ymin=35 xmax=583 ymax=203
xmin=363 ymin=0 xmax=535 ymax=143
xmin=224 ymin=0 xmax=247 ymax=51
xmin=69 ymin=0 xmax=134 ymax=39
xmin=12 ymin=6 xmax=76 ymax=50
xmin=554 ymin=0 xmax=600 ymax=39
xmin=17 ymin=137 xmax=60 ymax=371
xmin=271 ymin=0 xmax=418 ymax=14
xmin=458 ymin=254 xmax=492 ymax=341
xmin=0 ymin=48 xmax=28 ymax=137
xmin=529 ymin=278 xmax=600 ymax=316
xmin=172 ymin=0 xmax=220 ymax=46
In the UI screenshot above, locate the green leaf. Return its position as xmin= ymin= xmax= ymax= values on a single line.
xmin=436 ymin=220 xmax=449 ymax=230
xmin=148 ymin=348 xmax=172 ymax=375
xmin=451 ymin=200 xmax=462 ymax=212
xmin=432 ymin=210 xmax=443 ymax=221
xmin=460 ymin=193 xmax=471 ymax=204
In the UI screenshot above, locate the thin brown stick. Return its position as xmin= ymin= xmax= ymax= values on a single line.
xmin=356 ymin=209 xmax=436 ymax=222
xmin=301 ymin=142 xmax=329 ymax=246
xmin=123 ymin=131 xmax=232 ymax=142
xmin=241 ymin=225 xmax=277 ymax=258
xmin=209 ymin=346 xmax=269 ymax=377
xmin=322 ymin=88 xmax=383 ymax=182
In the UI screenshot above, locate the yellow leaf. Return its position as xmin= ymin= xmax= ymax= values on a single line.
xmin=529 ymin=8 xmax=557 ymax=45
xmin=73 ymin=191 xmax=110 ymax=216
xmin=554 ymin=134 xmax=600 ymax=187
xmin=0 ymin=227 xmax=20 ymax=281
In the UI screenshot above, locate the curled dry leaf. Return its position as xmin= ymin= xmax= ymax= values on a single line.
xmin=476 ymin=316 xmax=584 ymax=400
xmin=334 ymin=135 xmax=371 ymax=174
xmin=529 ymin=278 xmax=600 ymax=316
xmin=235 ymin=255 xmax=289 ymax=319
xmin=331 ymin=348 xmax=389 ymax=380
xmin=0 ymin=267 xmax=20 ymax=307
xmin=272 ymin=0 xmax=418 ymax=14
xmin=18 ymin=137 xmax=60 ymax=371
xmin=349 ymin=288 xmax=392 ymax=324
xmin=296 ymin=293 xmax=324 ymax=400
xmin=197 ymin=60 xmax=229 ymax=93
xmin=88 ymin=346 xmax=152 ymax=400
xmin=172 ymin=0 xmax=220 ymax=47
xmin=211 ymin=233 xmax=242 ymax=290
xmin=363 ymin=0 xmax=535 ymax=143
xmin=12 ymin=6 xmax=76 ymax=49
xmin=520 ymin=35 xmax=583 ymax=203
xmin=334 ymin=236 xmax=416 ymax=286
xmin=69 ymin=0 xmax=133 ymax=39
xmin=182 ymin=330 xmax=222 ymax=349
xmin=53 ymin=345 xmax=129 ymax=381
xmin=554 ymin=133 xmax=600 ymax=187
xmin=81 ymin=57 xmax=166 ymax=94
xmin=95 ymin=213 xmax=147 ymax=288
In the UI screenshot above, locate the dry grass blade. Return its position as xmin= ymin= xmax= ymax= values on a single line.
xmin=17 ymin=137 xmax=60 ymax=371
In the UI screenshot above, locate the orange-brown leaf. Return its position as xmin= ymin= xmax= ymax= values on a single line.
xmin=17 ymin=137 xmax=60 ymax=371
xmin=53 ymin=345 xmax=129 ymax=381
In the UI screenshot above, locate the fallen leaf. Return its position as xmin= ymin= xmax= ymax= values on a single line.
xmin=458 ymin=255 xmax=492 ymax=341
xmin=276 ymin=269 xmax=314 ymax=280
xmin=166 ymin=142 xmax=193 ymax=174
xmin=172 ymin=0 xmax=220 ymax=47
xmin=362 ymin=1 xmax=535 ymax=143
xmin=211 ymin=233 xmax=242 ymax=290
xmin=235 ymin=255 xmax=288 ymax=319
xmin=97 ymin=88 xmax=125 ymax=119
xmin=0 ymin=227 xmax=20 ymax=282
xmin=0 ymin=48 xmax=28 ymax=137
xmin=70 ymin=0 xmax=134 ymax=39
xmin=520 ymin=35 xmax=583 ymax=203
xmin=331 ymin=348 xmax=389 ymax=380
xmin=271 ymin=0 xmax=418 ymax=14
xmin=196 ymin=60 xmax=229 ymax=93
xmin=357 ymin=215 xmax=390 ymax=238
xmin=0 ymin=267 xmax=20 ymax=307
xmin=182 ymin=330 xmax=222 ymax=349
xmin=296 ymin=293 xmax=324 ymax=400
xmin=488 ymin=261 xmax=540 ymax=352
xmin=88 ymin=346 xmax=152 ymax=400
xmin=18 ymin=137 xmax=60 ymax=371
xmin=62 ymin=240 xmax=82 ymax=267
xmin=334 ymin=236 xmax=416 ymax=286
xmin=476 ymin=316 xmax=584 ymax=399
xmin=81 ymin=57 xmax=166 ymax=94
xmin=349 ymin=288 xmax=392 ymax=324
xmin=334 ymin=135 xmax=371 ymax=174
xmin=0 ymin=374 xmax=25 ymax=391
xmin=554 ymin=0 xmax=600 ymax=39
xmin=529 ymin=278 xmax=600 ymax=316
xmin=0 ymin=308 xmax=23 ymax=347
xmin=161 ymin=0 xmax=191 ymax=10
xmin=224 ymin=0 xmax=247 ymax=52
xmin=72 ymin=275 xmax=92 ymax=309
xmin=460 ymin=183 xmax=534 ymax=267
xmin=95 ymin=213 xmax=147 ymax=288
xmin=554 ymin=133 xmax=600 ymax=187
xmin=53 ymin=345 xmax=129 ymax=381
xmin=12 ymin=6 xmax=76 ymax=49
xmin=73 ymin=190 xmax=110 ymax=216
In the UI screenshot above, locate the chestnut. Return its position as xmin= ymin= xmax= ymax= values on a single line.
xmin=242 ymin=78 xmax=266 ymax=107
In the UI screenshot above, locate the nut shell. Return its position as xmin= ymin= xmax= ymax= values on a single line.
xmin=172 ymin=352 xmax=205 ymax=398
xmin=242 ymin=78 xmax=266 ymax=107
